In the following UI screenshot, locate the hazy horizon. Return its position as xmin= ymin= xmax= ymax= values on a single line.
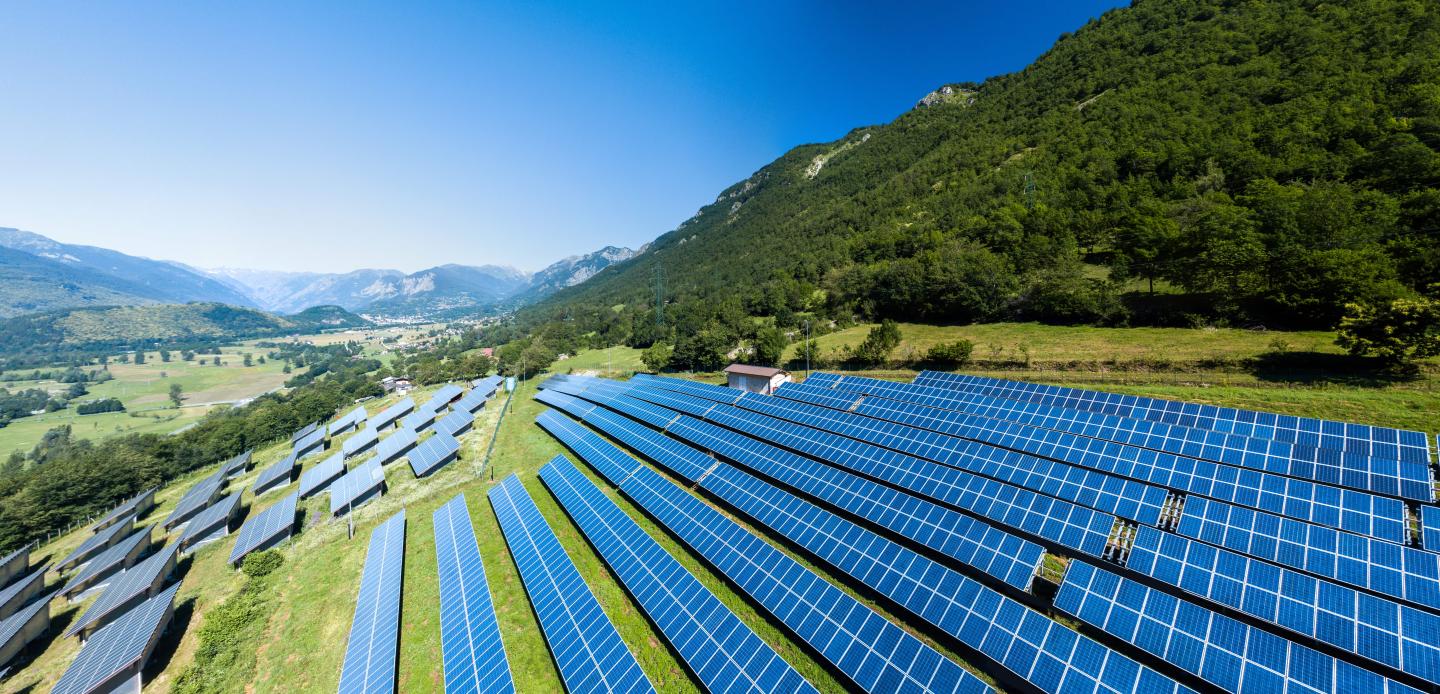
xmin=0 ymin=1 xmax=1127 ymax=274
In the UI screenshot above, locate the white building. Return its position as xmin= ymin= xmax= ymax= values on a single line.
xmin=723 ymin=364 xmax=792 ymax=395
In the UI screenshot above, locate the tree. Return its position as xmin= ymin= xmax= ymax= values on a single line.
xmin=1336 ymin=296 xmax=1440 ymax=376
xmin=134 ymin=351 xmax=145 ymax=365
xmin=243 ymin=353 xmax=253 ymax=367
xmin=169 ymin=383 xmax=184 ymax=407
xmin=181 ymin=351 xmax=194 ymax=362
xmin=752 ymin=327 xmax=788 ymax=368
xmin=847 ymin=320 xmax=902 ymax=366
xmin=212 ymin=356 xmax=222 ymax=366
xmin=926 ymin=340 xmax=974 ymax=368
xmin=640 ymin=342 xmax=673 ymax=373
xmin=160 ymin=350 xmax=172 ymax=363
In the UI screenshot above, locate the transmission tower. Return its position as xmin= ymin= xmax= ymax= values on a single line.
xmin=653 ymin=265 xmax=666 ymax=327
xmin=1023 ymin=170 xmax=1037 ymax=210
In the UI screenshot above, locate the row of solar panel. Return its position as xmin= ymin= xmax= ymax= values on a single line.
xmin=806 ymin=372 xmax=1432 ymax=501
xmin=913 ymin=369 xmax=1432 ymax=465
xmin=537 ymin=395 xmax=1191 ymax=694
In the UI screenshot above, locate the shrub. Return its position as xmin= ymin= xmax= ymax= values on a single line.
xmin=241 ymin=550 xmax=284 ymax=578
xmin=1336 ymin=296 xmax=1440 ymax=375
xmin=926 ymin=340 xmax=975 ymax=368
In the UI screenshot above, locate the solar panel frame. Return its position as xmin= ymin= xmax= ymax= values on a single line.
xmin=91 ymin=488 xmax=157 ymax=532
xmin=1422 ymin=506 xmax=1440 ymax=552
xmin=228 ymin=492 xmax=298 ymax=567
xmin=251 ymin=452 xmax=297 ymax=496
xmin=294 ymin=427 xmax=328 ymax=460
xmin=343 ymin=426 xmax=381 ymax=459
xmin=1057 ymin=560 xmax=1423 ymax=694
xmin=0 ymin=547 xmax=27 ymax=589
xmin=62 ymin=528 xmax=153 ymax=599
xmin=473 ymin=375 xmax=502 ymax=397
xmin=431 ymin=496 xmax=514 ymax=694
xmin=162 ymin=471 xmax=225 ymax=531
xmin=487 ymin=475 xmax=653 ymax=693
xmin=58 ymin=517 xmax=134 ymax=572
xmin=178 ymin=492 xmax=243 ymax=553
xmin=409 ymin=432 xmax=461 ymax=478
xmin=221 ymin=450 xmax=253 ymax=479
xmin=0 ymin=588 xmax=53 ymax=668
xmin=0 ymin=566 xmax=49 ymax=621
xmin=330 ymin=405 xmax=369 ymax=437
xmin=331 ymin=458 xmax=385 ymax=516
xmin=371 ymin=427 xmax=419 ymax=466
xmin=372 ymin=398 xmax=416 ymax=431
xmin=452 ymin=390 xmax=488 ymax=414
xmin=423 ymin=384 xmax=465 ymax=414
xmin=51 ymin=582 xmax=179 ymax=694
xmin=290 ymin=421 xmax=320 ymax=443
xmin=65 ymin=542 xmax=179 ymax=639
xmin=917 ymin=369 xmax=1432 ymax=465
xmin=299 ymin=452 xmax=347 ymax=498
xmin=433 ymin=410 xmax=474 ymax=438
xmin=401 ymin=409 xmax=434 ymax=433
xmin=538 ymin=457 xmax=817 ymax=694
xmin=338 ymin=510 xmax=408 ymax=694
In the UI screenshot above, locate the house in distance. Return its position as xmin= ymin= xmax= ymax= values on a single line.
xmin=722 ymin=364 xmax=792 ymax=395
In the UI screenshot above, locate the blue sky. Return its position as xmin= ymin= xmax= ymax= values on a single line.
xmin=0 ymin=1 xmax=1127 ymax=273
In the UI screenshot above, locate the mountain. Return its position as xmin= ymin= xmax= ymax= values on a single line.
xmin=361 ymin=264 xmax=531 ymax=317
xmin=206 ymin=267 xmax=406 ymax=314
xmin=511 ymin=246 xmax=637 ymax=305
xmin=0 ymin=302 xmax=368 ymax=365
xmin=0 ymin=228 xmax=257 ymax=314
xmin=515 ymin=0 xmax=1438 ymax=337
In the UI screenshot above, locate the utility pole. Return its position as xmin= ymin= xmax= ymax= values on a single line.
xmin=804 ymin=320 xmax=811 ymax=379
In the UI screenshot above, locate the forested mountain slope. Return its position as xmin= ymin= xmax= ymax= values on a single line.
xmin=522 ymin=0 xmax=1439 ymax=337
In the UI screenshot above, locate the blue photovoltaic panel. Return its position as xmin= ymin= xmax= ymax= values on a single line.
xmin=62 ymin=527 xmax=150 ymax=597
xmin=433 ymin=410 xmax=474 ymax=438
xmin=163 ymin=471 xmax=224 ymax=529
xmin=222 ymin=451 xmax=253 ymax=479
xmin=616 ymin=383 xmax=1117 ymax=558
xmin=773 ymin=381 xmax=862 ymax=411
xmin=917 ymin=370 xmax=1432 ymax=466
xmin=837 ymin=386 xmax=1409 ymax=544
xmin=229 ymin=492 xmax=297 ymax=566
xmin=665 ymin=415 xmax=1043 ymax=591
xmin=344 ymin=426 xmax=380 ymax=458
xmin=539 ymin=457 xmax=816 ymax=694
xmin=1127 ymin=525 xmax=1440 ymax=685
xmin=91 ymin=488 xmax=156 ymax=532
xmin=252 ymin=453 xmax=297 ymax=495
xmin=425 ymin=384 xmax=465 ymax=413
xmin=534 ymin=389 xmax=597 ymax=418
xmin=291 ymin=421 xmax=319 ymax=443
xmin=52 ymin=582 xmax=179 ymax=694
xmin=373 ymin=398 xmax=415 ymax=431
xmin=58 ymin=516 xmax=133 ymax=570
xmin=1057 ymin=561 xmax=1423 ymax=694
xmin=536 ymin=411 xmax=642 ymax=483
xmin=432 ymin=496 xmax=513 ymax=694
xmin=409 ymin=432 xmax=461 ymax=478
xmin=813 ymin=372 xmax=1430 ymax=501
xmin=628 ymin=373 xmax=742 ymax=404
xmin=331 ymin=405 xmax=368 ymax=436
xmin=489 ymin=475 xmax=653 ymax=693
xmin=372 ymin=427 xmax=419 ymax=466
xmin=295 ymin=427 xmax=327 ymax=459
xmin=179 ymin=493 xmax=242 ymax=550
xmin=736 ymin=390 xmax=1169 ymax=526
xmin=0 ymin=566 xmax=47 ymax=620
xmin=562 ymin=400 xmax=1184 ymax=694
xmin=65 ymin=542 xmax=179 ymax=638
xmin=473 ymin=375 xmax=503 ymax=395
xmin=1177 ymin=496 xmax=1440 ymax=611
xmin=1423 ymin=506 xmax=1440 ymax=552
xmin=453 ymin=390 xmax=488 ymax=414
xmin=562 ymin=387 xmax=679 ymax=430
xmin=0 ymin=587 xmax=55 ymax=661
xmin=299 ymin=453 xmax=347 ymax=498
xmin=401 ymin=409 xmax=434 ymax=433
xmin=339 ymin=510 xmax=408 ymax=694
xmin=331 ymin=459 xmax=385 ymax=515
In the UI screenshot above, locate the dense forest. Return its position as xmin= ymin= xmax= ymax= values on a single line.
xmin=494 ymin=0 xmax=1439 ymax=367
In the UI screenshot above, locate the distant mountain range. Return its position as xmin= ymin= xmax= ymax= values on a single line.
xmin=0 ymin=226 xmax=636 ymax=319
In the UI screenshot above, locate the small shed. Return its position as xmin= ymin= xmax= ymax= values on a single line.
xmin=723 ymin=364 xmax=793 ymax=395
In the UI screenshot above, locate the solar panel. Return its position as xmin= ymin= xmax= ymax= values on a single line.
xmin=178 ymin=492 xmax=243 ymax=553
xmin=251 ymin=452 xmax=297 ymax=496
xmin=1127 ymin=525 xmax=1440 ymax=685
xmin=331 ymin=405 xmax=369 ymax=437
xmin=295 ymin=427 xmax=328 ymax=460
xmin=62 ymin=527 xmax=153 ymax=599
xmin=299 ymin=453 xmax=347 ymax=498
xmin=629 ymin=373 xmax=741 ymax=404
xmin=433 ymin=410 xmax=474 ymax=439
xmin=488 ymin=475 xmax=652 ymax=693
xmin=52 ymin=582 xmax=179 ymax=694
xmin=409 ymin=432 xmax=461 ymax=478
xmin=558 ymin=399 xmax=1183 ymax=694
xmin=1177 ymin=496 xmax=1440 ymax=611
xmin=91 ymin=488 xmax=157 ymax=532
xmin=221 ymin=450 xmax=253 ymax=479
xmin=452 ymin=390 xmax=488 ymax=414
xmin=331 ymin=458 xmax=385 ymax=516
xmin=473 ymin=375 xmax=502 ymax=397
xmin=538 ymin=458 xmax=816 ymax=694
xmin=0 ymin=546 xmax=27 ymax=588
xmin=1422 ymin=506 xmax=1440 ymax=551
xmin=917 ymin=370 xmax=1432 ymax=466
xmin=58 ymin=516 xmax=134 ymax=572
xmin=0 ymin=588 xmax=53 ymax=667
xmin=163 ymin=471 xmax=224 ymax=530
xmin=1057 ymin=560 xmax=1421 ymax=694
xmin=372 ymin=398 xmax=415 ymax=431
xmin=291 ymin=421 xmax=320 ymax=443
xmin=814 ymin=373 xmax=1432 ymax=501
xmin=338 ymin=510 xmax=407 ymax=694
xmin=0 ymin=566 xmax=48 ymax=621
xmin=820 ymin=383 xmax=1410 ymax=544
xmin=66 ymin=542 xmax=179 ymax=639
xmin=431 ymin=496 xmax=513 ymax=693
xmin=371 ymin=427 xmax=418 ymax=466
xmin=401 ymin=410 xmax=434 ymax=433
xmin=424 ymin=384 xmax=465 ymax=414
xmin=343 ymin=426 xmax=381 ymax=459
xmin=229 ymin=492 xmax=298 ymax=567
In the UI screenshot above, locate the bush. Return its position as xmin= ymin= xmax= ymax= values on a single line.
xmin=76 ymin=398 xmax=125 ymax=415
xmin=240 ymin=550 xmax=284 ymax=578
xmin=926 ymin=340 xmax=974 ymax=368
xmin=1336 ymin=296 xmax=1440 ymax=375
xmin=846 ymin=320 xmax=902 ymax=366
xmin=640 ymin=341 xmax=673 ymax=373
